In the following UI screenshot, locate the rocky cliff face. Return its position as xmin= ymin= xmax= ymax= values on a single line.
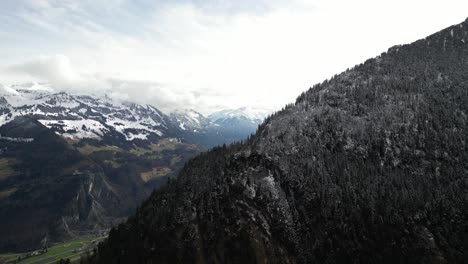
xmin=91 ymin=18 xmax=468 ymax=263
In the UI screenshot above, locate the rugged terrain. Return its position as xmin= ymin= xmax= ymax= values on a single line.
xmin=0 ymin=86 xmax=268 ymax=252
xmin=169 ymin=108 xmax=267 ymax=148
xmin=0 ymin=85 xmax=268 ymax=148
xmin=89 ymin=18 xmax=468 ymax=263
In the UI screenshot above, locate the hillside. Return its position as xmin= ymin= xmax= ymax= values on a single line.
xmin=89 ymin=18 xmax=468 ymax=263
xmin=0 ymin=116 xmax=200 ymax=252
xmin=0 ymin=87 xmax=264 ymax=252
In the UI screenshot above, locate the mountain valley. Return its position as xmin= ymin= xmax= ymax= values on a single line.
xmin=0 ymin=85 xmax=269 ymax=252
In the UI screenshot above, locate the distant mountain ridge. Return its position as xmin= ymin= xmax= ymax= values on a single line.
xmin=208 ymin=107 xmax=270 ymax=139
xmin=208 ymin=106 xmax=270 ymax=124
xmin=0 ymin=83 xmax=270 ymax=148
xmin=0 ymin=83 xmax=169 ymax=141
xmin=169 ymin=107 xmax=271 ymax=148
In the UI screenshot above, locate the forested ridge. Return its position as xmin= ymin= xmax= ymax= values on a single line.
xmin=85 ymin=18 xmax=468 ymax=263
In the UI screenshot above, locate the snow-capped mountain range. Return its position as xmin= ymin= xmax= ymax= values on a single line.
xmin=0 ymin=83 xmax=170 ymax=142
xmin=170 ymin=109 xmax=213 ymax=132
xmin=0 ymin=83 xmax=271 ymax=148
xmin=208 ymin=107 xmax=270 ymax=124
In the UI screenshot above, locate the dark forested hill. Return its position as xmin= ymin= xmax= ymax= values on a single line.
xmin=89 ymin=18 xmax=468 ymax=263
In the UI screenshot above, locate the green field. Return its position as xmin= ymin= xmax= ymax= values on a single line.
xmin=0 ymin=254 xmax=17 ymax=264
xmin=0 ymin=237 xmax=105 ymax=264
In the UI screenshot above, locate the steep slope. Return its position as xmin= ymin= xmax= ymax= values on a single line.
xmin=0 ymin=88 xmax=203 ymax=252
xmin=91 ymin=18 xmax=468 ymax=263
xmin=0 ymin=84 xmax=172 ymax=143
xmin=0 ymin=86 xmax=265 ymax=252
xmin=0 ymin=116 xmax=200 ymax=253
xmin=0 ymin=117 xmax=117 ymax=251
xmin=170 ymin=109 xmax=211 ymax=132
xmin=168 ymin=109 xmax=223 ymax=148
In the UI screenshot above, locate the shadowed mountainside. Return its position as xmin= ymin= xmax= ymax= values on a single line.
xmin=88 ymin=18 xmax=468 ymax=263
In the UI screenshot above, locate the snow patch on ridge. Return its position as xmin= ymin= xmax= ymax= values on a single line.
xmin=0 ymin=86 xmax=168 ymax=141
xmin=208 ymin=107 xmax=271 ymax=124
xmin=39 ymin=119 xmax=109 ymax=139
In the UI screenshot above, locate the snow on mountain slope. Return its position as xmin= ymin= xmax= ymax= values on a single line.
xmin=0 ymin=83 xmax=169 ymax=141
xmin=0 ymin=83 xmax=272 ymax=148
xmin=38 ymin=119 xmax=109 ymax=139
xmin=208 ymin=107 xmax=271 ymax=124
xmin=168 ymin=107 xmax=271 ymax=148
xmin=169 ymin=109 xmax=212 ymax=132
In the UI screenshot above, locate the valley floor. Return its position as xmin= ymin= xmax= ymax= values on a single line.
xmin=0 ymin=236 xmax=105 ymax=264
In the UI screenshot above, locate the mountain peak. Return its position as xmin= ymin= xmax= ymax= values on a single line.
xmin=0 ymin=87 xmax=169 ymax=141
xmin=208 ymin=107 xmax=271 ymax=123
xmin=169 ymin=109 xmax=209 ymax=132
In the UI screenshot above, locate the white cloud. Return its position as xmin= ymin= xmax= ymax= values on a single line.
xmin=1 ymin=54 xmax=108 ymax=93
xmin=0 ymin=0 xmax=467 ymax=114
xmin=5 ymin=55 xmax=79 ymax=84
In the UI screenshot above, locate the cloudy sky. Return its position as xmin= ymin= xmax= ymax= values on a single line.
xmin=0 ymin=0 xmax=467 ymax=114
